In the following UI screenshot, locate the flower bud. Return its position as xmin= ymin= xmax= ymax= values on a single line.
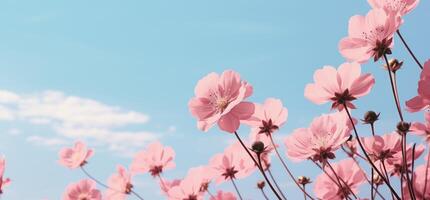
xmin=384 ymin=59 xmax=403 ymax=73
xmin=396 ymin=121 xmax=411 ymax=134
xmin=362 ymin=111 xmax=380 ymax=124
xmin=257 ymin=181 xmax=265 ymax=189
xmin=252 ymin=141 xmax=265 ymax=154
xmin=373 ymin=174 xmax=384 ymax=186
xmin=297 ymin=176 xmax=311 ymax=185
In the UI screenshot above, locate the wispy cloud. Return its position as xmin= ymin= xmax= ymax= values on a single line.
xmin=0 ymin=90 xmax=159 ymax=155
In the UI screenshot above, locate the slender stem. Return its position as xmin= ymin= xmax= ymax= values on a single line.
xmin=234 ymin=131 xmax=282 ymax=200
xmin=381 ymin=161 xmax=397 ymax=200
xmin=207 ymin=190 xmax=215 ymax=199
xmin=370 ymin=123 xmax=376 ymax=136
xmin=267 ymin=168 xmax=288 ymax=200
xmin=343 ymin=105 xmax=401 ymax=200
xmin=402 ymin=134 xmax=416 ymax=200
xmin=350 ymin=157 xmax=386 ymax=200
xmin=423 ymin=151 xmax=430 ymax=199
xmin=383 ymin=54 xmax=404 ymax=121
xmin=130 ymin=190 xmax=145 ymax=200
xmin=257 ymin=154 xmax=284 ymax=200
xmin=371 ymin=169 xmax=374 ymax=200
xmin=260 ymin=188 xmax=270 ymax=200
xmin=312 ymin=161 xmax=352 ymax=200
xmin=396 ymin=30 xmax=423 ymax=70
xmin=269 ymin=134 xmax=315 ymax=200
xmin=326 ymin=161 xmax=358 ymax=199
xmin=411 ymin=144 xmax=416 ymax=191
xmin=303 ymin=185 xmax=307 ymax=200
xmin=231 ymin=178 xmax=243 ymax=200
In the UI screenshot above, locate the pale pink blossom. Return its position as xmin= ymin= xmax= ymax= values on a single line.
xmin=314 ymin=158 xmax=366 ymax=200
xmin=410 ymin=112 xmax=430 ymax=142
xmin=188 ymin=70 xmax=254 ymax=133
xmin=244 ymin=98 xmax=288 ymax=135
xmin=339 ymin=9 xmax=401 ymax=63
xmin=210 ymin=191 xmax=237 ymax=200
xmin=167 ymin=167 xmax=211 ymax=200
xmin=368 ymin=0 xmax=419 ymax=16
xmin=284 ymin=112 xmax=352 ymax=163
xmin=62 ymin=179 xmax=101 ymax=200
xmin=304 ymin=62 xmax=375 ymax=111
xmin=385 ymin=144 xmax=425 ymax=176
xmin=406 ymin=60 xmax=430 ymax=112
xmin=105 ymin=165 xmax=133 ymax=200
xmin=130 ymin=141 xmax=175 ymax=177
xmin=0 ymin=158 xmax=10 ymax=194
xmin=59 ymin=141 xmax=93 ymax=169
xmin=159 ymin=179 xmax=181 ymax=196
xmin=209 ymin=143 xmax=256 ymax=184
xmin=360 ymin=132 xmax=402 ymax=161
xmin=403 ymin=164 xmax=430 ymax=200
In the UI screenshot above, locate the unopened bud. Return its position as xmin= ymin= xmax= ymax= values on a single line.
xmin=252 ymin=141 xmax=265 ymax=154
xmin=297 ymin=176 xmax=311 ymax=185
xmin=396 ymin=121 xmax=411 ymax=134
xmin=257 ymin=181 xmax=265 ymax=189
xmin=373 ymin=174 xmax=384 ymax=186
xmin=384 ymin=59 xmax=403 ymax=73
xmin=362 ymin=111 xmax=380 ymax=124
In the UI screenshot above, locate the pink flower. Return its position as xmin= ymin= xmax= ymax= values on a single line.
xmin=62 ymin=179 xmax=101 ymax=200
xmin=209 ymin=143 xmax=256 ymax=184
xmin=188 ymin=70 xmax=255 ymax=133
xmin=167 ymin=167 xmax=211 ymax=200
xmin=210 ymin=191 xmax=237 ymax=200
xmin=368 ymin=0 xmax=419 ymax=16
xmin=105 ymin=165 xmax=133 ymax=200
xmin=244 ymin=98 xmax=288 ymax=136
xmin=406 ymin=60 xmax=430 ymax=112
xmin=314 ymin=158 xmax=366 ymax=200
xmin=360 ymin=132 xmax=402 ymax=161
xmin=59 ymin=141 xmax=94 ymax=169
xmin=385 ymin=144 xmax=425 ymax=176
xmin=0 ymin=158 xmax=10 ymax=194
xmin=410 ymin=111 xmax=430 ymax=141
xmin=304 ymin=62 xmax=375 ymax=111
xmin=339 ymin=9 xmax=401 ymax=63
xmin=159 ymin=179 xmax=181 ymax=196
xmin=284 ymin=112 xmax=352 ymax=163
xmin=403 ymin=164 xmax=430 ymax=200
xmin=130 ymin=141 xmax=175 ymax=177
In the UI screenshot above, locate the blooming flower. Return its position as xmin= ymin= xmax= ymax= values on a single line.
xmin=339 ymin=9 xmax=401 ymax=63
xmin=385 ymin=144 xmax=425 ymax=176
xmin=209 ymin=143 xmax=256 ymax=184
xmin=105 ymin=165 xmax=134 ymax=200
xmin=360 ymin=132 xmax=402 ymax=162
xmin=368 ymin=0 xmax=419 ymax=16
xmin=62 ymin=179 xmax=101 ymax=200
xmin=59 ymin=141 xmax=94 ymax=169
xmin=130 ymin=141 xmax=175 ymax=177
xmin=304 ymin=62 xmax=375 ymax=111
xmin=210 ymin=191 xmax=237 ymax=200
xmin=244 ymin=98 xmax=288 ymax=136
xmin=188 ymin=70 xmax=254 ymax=133
xmin=159 ymin=179 xmax=181 ymax=197
xmin=410 ymin=112 xmax=430 ymax=142
xmin=0 ymin=158 xmax=10 ymax=194
xmin=284 ymin=112 xmax=352 ymax=163
xmin=403 ymin=164 xmax=430 ymax=200
xmin=314 ymin=158 xmax=366 ymax=200
xmin=406 ymin=60 xmax=430 ymax=112
xmin=167 ymin=167 xmax=211 ymax=200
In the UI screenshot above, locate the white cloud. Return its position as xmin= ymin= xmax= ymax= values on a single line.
xmin=0 ymin=89 xmax=158 ymax=155
xmin=7 ymin=128 xmax=21 ymax=136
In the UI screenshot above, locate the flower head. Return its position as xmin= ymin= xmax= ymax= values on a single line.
xmin=63 ymin=179 xmax=101 ymax=200
xmin=0 ymin=158 xmax=10 ymax=194
xmin=314 ymin=158 xmax=366 ymax=200
xmin=406 ymin=60 xmax=430 ymax=112
xmin=304 ymin=62 xmax=375 ymax=111
xmin=167 ymin=167 xmax=213 ymax=200
xmin=210 ymin=191 xmax=237 ymax=200
xmin=59 ymin=141 xmax=93 ymax=169
xmin=130 ymin=141 xmax=175 ymax=177
xmin=105 ymin=165 xmax=133 ymax=200
xmin=403 ymin=164 xmax=430 ymax=200
xmin=209 ymin=143 xmax=256 ymax=184
xmin=385 ymin=144 xmax=425 ymax=176
xmin=361 ymin=132 xmax=402 ymax=161
xmin=339 ymin=9 xmax=401 ymax=63
xmin=284 ymin=112 xmax=352 ymax=163
xmin=189 ymin=70 xmax=254 ymax=133
xmin=410 ymin=112 xmax=430 ymax=142
xmin=159 ymin=178 xmax=181 ymax=197
xmin=368 ymin=0 xmax=419 ymax=16
xmin=244 ymin=98 xmax=288 ymax=136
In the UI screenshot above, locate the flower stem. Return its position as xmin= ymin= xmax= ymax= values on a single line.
xmin=269 ymin=134 xmax=314 ymax=200
xmin=402 ymin=134 xmax=416 ymax=200
xmin=343 ymin=105 xmax=401 ymax=200
xmin=231 ymin=178 xmax=243 ymax=200
xmin=234 ymin=131 xmax=283 ymax=200
xmin=396 ymin=30 xmax=423 ymax=70
xmin=267 ymin=168 xmax=288 ymax=200
xmin=326 ymin=161 xmax=358 ymax=199
xmin=383 ymin=54 xmax=404 ymax=121
xmin=260 ymin=188 xmax=270 ymax=200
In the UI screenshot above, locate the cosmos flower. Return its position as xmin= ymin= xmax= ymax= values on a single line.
xmin=410 ymin=112 xmax=430 ymax=142
xmin=105 ymin=165 xmax=134 ymax=200
xmin=360 ymin=132 xmax=402 ymax=162
xmin=244 ymin=98 xmax=288 ymax=136
xmin=59 ymin=141 xmax=94 ymax=169
xmin=130 ymin=141 xmax=175 ymax=177
xmin=406 ymin=60 xmax=430 ymax=112
xmin=0 ymin=158 xmax=10 ymax=194
xmin=368 ymin=0 xmax=420 ymax=16
xmin=62 ymin=179 xmax=101 ymax=200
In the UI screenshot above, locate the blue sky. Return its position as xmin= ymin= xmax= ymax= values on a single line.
xmin=0 ymin=0 xmax=429 ymax=199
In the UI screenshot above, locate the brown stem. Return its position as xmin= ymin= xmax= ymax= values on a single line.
xmin=267 ymin=168 xmax=288 ymax=200
xmin=260 ymin=188 xmax=270 ymax=200
xmin=383 ymin=54 xmax=404 ymax=121
xmin=402 ymin=134 xmax=416 ymax=200
xmin=326 ymin=161 xmax=358 ymax=199
xmin=231 ymin=178 xmax=243 ymax=200
xmin=396 ymin=30 xmax=423 ymax=70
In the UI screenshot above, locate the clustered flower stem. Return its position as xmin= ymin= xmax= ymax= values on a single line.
xmin=230 ymin=178 xmax=243 ymax=200
xmin=343 ymin=104 xmax=402 ymax=200
xmin=396 ymin=29 xmax=423 ymax=70
xmin=234 ymin=131 xmax=283 ymax=200
xmin=267 ymin=168 xmax=288 ymax=200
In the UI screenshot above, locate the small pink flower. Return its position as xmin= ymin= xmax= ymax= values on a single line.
xmin=410 ymin=111 xmax=430 ymax=141
xmin=406 ymin=60 xmax=430 ymax=112
xmin=0 ymin=158 xmax=10 ymax=194
xmin=130 ymin=141 xmax=175 ymax=177
xmin=368 ymin=0 xmax=419 ymax=16
xmin=339 ymin=9 xmax=401 ymax=63
xmin=188 ymin=70 xmax=254 ymax=133
xmin=62 ymin=179 xmax=101 ymax=200
xmin=167 ymin=167 xmax=210 ymax=200
xmin=59 ymin=141 xmax=93 ymax=169
xmin=385 ymin=144 xmax=425 ymax=176
xmin=314 ymin=158 xmax=366 ymax=200
xmin=244 ymin=98 xmax=288 ymax=136
xmin=360 ymin=132 xmax=402 ymax=161
xmin=159 ymin=179 xmax=181 ymax=197
xmin=403 ymin=164 xmax=430 ymax=200
xmin=304 ymin=62 xmax=375 ymax=111
xmin=209 ymin=143 xmax=256 ymax=184
xmin=210 ymin=191 xmax=237 ymax=200
xmin=284 ymin=112 xmax=352 ymax=163
xmin=105 ymin=165 xmax=133 ymax=200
